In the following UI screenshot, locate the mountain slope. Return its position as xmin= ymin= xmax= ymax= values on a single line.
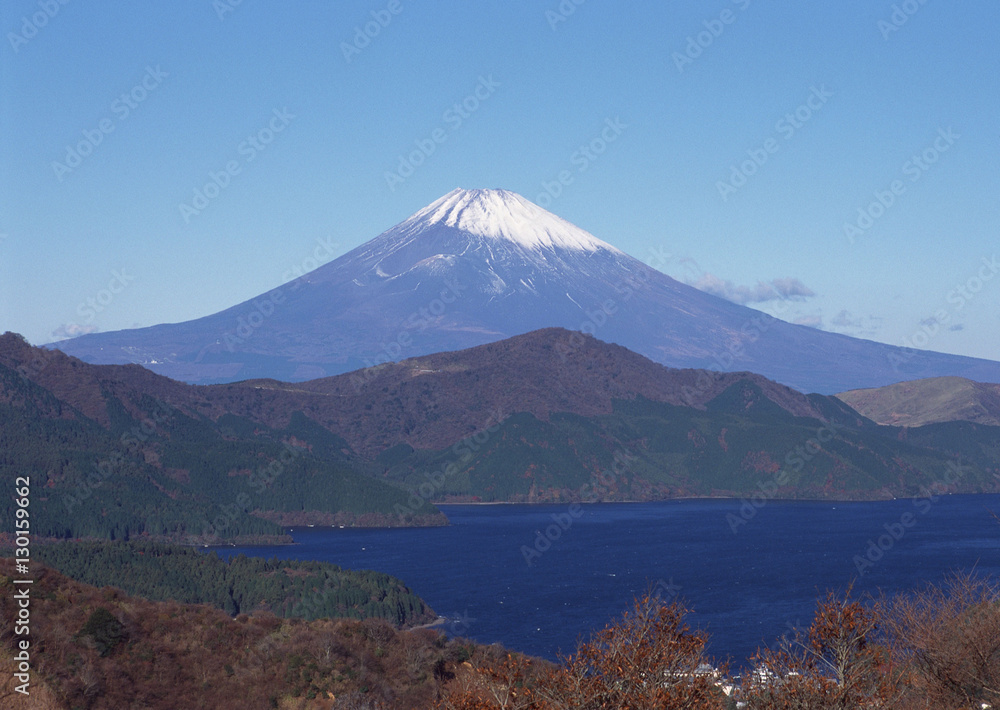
xmin=0 ymin=557 xmax=476 ymax=710
xmin=31 ymin=541 xmax=434 ymax=625
xmin=220 ymin=327 xmax=832 ymax=458
xmin=50 ymin=188 xmax=1000 ymax=394
xmin=837 ymin=376 xmax=1000 ymax=427
xmin=376 ymin=385 xmax=1000 ymax=504
xmin=10 ymin=328 xmax=1000 ymax=513
xmin=0 ymin=333 xmax=446 ymax=542
xmin=7 ymin=327 xmax=836 ymax=459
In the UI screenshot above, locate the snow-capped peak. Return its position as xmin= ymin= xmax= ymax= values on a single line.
xmin=394 ymin=188 xmax=621 ymax=253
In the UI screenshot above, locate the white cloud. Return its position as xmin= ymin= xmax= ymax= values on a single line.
xmin=793 ymin=314 xmax=824 ymax=329
xmin=51 ymin=323 xmax=99 ymax=340
xmin=829 ymin=310 xmax=882 ymax=338
xmin=832 ymin=310 xmax=857 ymax=328
xmin=689 ymin=273 xmax=816 ymax=305
xmin=771 ymin=277 xmax=815 ymax=299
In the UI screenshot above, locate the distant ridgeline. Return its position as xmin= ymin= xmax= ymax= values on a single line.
xmin=0 ymin=334 xmax=447 ymax=543
xmin=3 ymin=329 xmax=1000 ymax=548
xmin=28 ymin=541 xmax=435 ymax=627
xmin=375 ymin=385 xmax=1000 ymax=505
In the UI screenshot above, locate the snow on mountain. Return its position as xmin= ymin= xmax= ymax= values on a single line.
xmin=397 ymin=188 xmax=620 ymax=253
xmin=317 ymin=188 xmax=628 ymax=290
xmin=50 ymin=189 xmax=1000 ymax=393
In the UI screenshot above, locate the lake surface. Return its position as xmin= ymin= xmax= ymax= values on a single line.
xmin=213 ymin=496 xmax=1000 ymax=666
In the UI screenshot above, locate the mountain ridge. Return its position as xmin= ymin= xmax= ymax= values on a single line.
xmin=837 ymin=376 xmax=1000 ymax=428
xmin=49 ymin=189 xmax=1000 ymax=393
xmin=4 ymin=328 xmax=839 ymax=458
xmin=6 ymin=328 xmax=1000 ymax=517
xmin=0 ymin=331 xmax=448 ymax=542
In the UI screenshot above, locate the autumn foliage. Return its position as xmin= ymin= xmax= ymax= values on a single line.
xmin=438 ymin=594 xmax=728 ymax=709
xmin=0 ymin=558 xmax=476 ymax=709
xmin=441 ymin=575 xmax=1000 ymax=710
xmin=739 ymin=587 xmax=900 ymax=709
xmin=879 ymin=574 xmax=1000 ymax=709
xmin=3 ymin=555 xmax=999 ymax=710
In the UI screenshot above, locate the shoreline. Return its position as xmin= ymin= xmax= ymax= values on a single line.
xmin=225 ymin=494 xmax=987 ymax=544
xmin=434 ymin=494 xmax=907 ymax=506
xmin=13 ymin=494 xmax=973 ymax=554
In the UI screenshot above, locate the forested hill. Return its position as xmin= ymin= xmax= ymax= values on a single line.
xmin=4 ymin=329 xmax=1000 ymax=529
xmin=29 ymin=541 xmax=434 ymax=627
xmin=0 ymin=333 xmax=446 ymax=543
xmin=0 ymin=556 xmax=484 ymax=709
xmin=838 ymin=376 xmax=1000 ymax=427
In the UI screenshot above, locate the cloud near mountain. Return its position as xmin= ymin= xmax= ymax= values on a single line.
xmin=688 ymin=273 xmax=816 ymax=304
xmin=51 ymin=323 xmax=100 ymax=339
xmin=48 ymin=188 xmax=1000 ymax=394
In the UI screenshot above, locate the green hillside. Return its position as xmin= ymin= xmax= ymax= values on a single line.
xmin=837 ymin=376 xmax=1000 ymax=427
xmin=380 ymin=381 xmax=1000 ymax=503
xmin=0 ymin=360 xmax=445 ymax=543
xmin=28 ymin=541 xmax=434 ymax=627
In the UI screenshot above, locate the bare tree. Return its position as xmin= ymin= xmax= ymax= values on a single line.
xmin=740 ymin=588 xmax=902 ymax=709
xmin=541 ymin=594 xmax=726 ymax=709
xmin=879 ymin=573 xmax=1000 ymax=710
xmin=439 ymin=594 xmax=727 ymax=709
xmin=439 ymin=649 xmax=542 ymax=710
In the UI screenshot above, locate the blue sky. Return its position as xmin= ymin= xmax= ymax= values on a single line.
xmin=1 ymin=0 xmax=998 ymax=362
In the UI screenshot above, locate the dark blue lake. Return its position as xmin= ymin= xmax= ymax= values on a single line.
xmin=213 ymin=496 xmax=1000 ymax=666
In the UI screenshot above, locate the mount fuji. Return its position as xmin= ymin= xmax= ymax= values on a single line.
xmin=52 ymin=188 xmax=1000 ymax=393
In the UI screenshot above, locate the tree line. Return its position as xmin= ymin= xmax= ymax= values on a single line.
xmin=438 ymin=573 xmax=1000 ymax=710
xmin=31 ymin=540 xmax=434 ymax=627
